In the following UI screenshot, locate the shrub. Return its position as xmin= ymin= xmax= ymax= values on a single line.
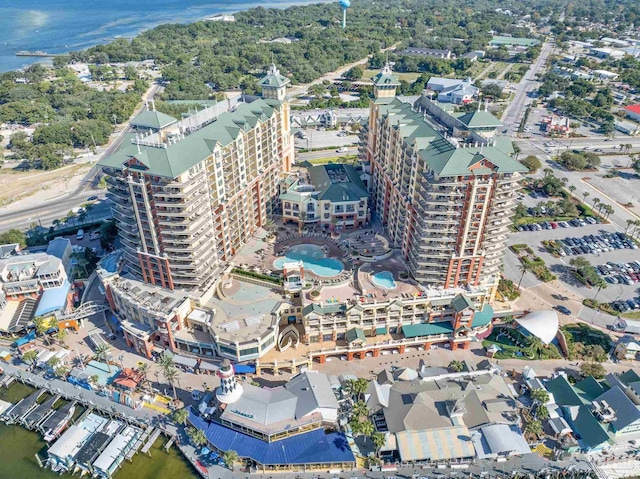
xmin=498 ymin=278 xmax=520 ymax=301
xmin=231 ymin=268 xmax=283 ymax=285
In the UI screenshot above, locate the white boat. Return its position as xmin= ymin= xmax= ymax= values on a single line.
xmin=42 ymin=401 xmax=76 ymax=442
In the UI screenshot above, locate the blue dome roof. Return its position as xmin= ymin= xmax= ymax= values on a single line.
xmin=339 ymin=0 xmax=350 ymax=9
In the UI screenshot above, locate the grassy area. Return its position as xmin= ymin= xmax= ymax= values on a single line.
xmin=303 ymin=155 xmax=358 ymax=165
xmin=0 ymin=162 xmax=91 ymax=207
xmin=363 ymin=69 xmax=421 ymax=82
xmin=622 ymin=311 xmax=640 ymax=320
xmin=482 ymin=326 xmax=562 ymax=360
xmin=515 ymin=215 xmax=574 ymax=226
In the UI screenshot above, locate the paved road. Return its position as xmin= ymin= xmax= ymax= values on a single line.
xmin=296 ymin=147 xmax=359 ymax=162
xmin=0 ymin=82 xmax=162 ymax=231
xmin=501 ymin=41 xmax=553 ymax=130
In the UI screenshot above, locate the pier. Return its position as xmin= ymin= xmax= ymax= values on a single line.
xmin=141 ymin=428 xmax=161 ymax=455
xmin=4 ymin=390 xmax=44 ymax=423
xmin=39 ymin=400 xmax=76 ymax=438
xmin=22 ymin=394 xmax=60 ymax=429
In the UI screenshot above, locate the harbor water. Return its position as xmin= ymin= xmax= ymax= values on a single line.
xmin=0 ymin=383 xmax=198 ymax=479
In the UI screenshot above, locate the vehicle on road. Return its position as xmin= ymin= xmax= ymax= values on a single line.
xmin=87 ymin=195 xmax=98 ymax=201
xmin=336 ymin=147 xmax=348 ymax=153
xmin=555 ymin=305 xmax=571 ymax=315
xmin=76 ymin=229 xmax=85 ymax=240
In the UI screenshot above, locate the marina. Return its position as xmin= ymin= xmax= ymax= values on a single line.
xmin=0 ymin=378 xmax=198 ymax=479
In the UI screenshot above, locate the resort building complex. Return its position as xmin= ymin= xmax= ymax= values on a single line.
xmin=364 ymin=64 xmax=526 ymax=291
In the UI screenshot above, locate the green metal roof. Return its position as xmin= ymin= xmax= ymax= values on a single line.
xmin=563 ymin=404 xmax=611 ymax=450
xmin=451 ymin=294 xmax=474 ymax=313
xmin=99 ymin=98 xmax=283 ymax=178
xmin=346 ymin=327 xmax=365 ymax=344
xmin=130 ymin=110 xmax=177 ymax=130
xmin=574 ymin=376 xmax=608 ymax=403
xmin=302 ymin=303 xmax=346 ymax=316
xmin=378 ymin=98 xmax=526 ymax=178
xmin=456 ymin=110 xmax=502 ymax=129
xmin=471 ymin=304 xmax=494 ymax=328
xmin=372 ymin=64 xmax=400 ymax=87
xmin=619 ymin=369 xmax=640 ymax=385
xmin=258 ymin=64 xmax=290 ymax=88
xmin=489 ymin=36 xmax=539 ymax=47
xmin=402 ymin=321 xmax=453 ymax=338
xmin=546 ymin=376 xmax=585 ymax=407
xmin=307 ymin=164 xmax=368 ymax=202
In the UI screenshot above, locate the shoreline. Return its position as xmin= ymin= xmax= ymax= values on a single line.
xmin=1 ymin=0 xmax=334 ymax=73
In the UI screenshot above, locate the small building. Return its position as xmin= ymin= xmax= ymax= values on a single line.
xmin=280 ymin=164 xmax=370 ymax=230
xmin=590 ymin=47 xmax=626 ymax=59
xmin=513 ymin=310 xmax=559 ymax=345
xmin=398 ymin=47 xmax=455 ymax=59
xmin=461 ymin=50 xmax=485 ymax=62
xmin=427 ymin=77 xmax=478 ymax=104
xmin=592 ymin=69 xmax=619 ymax=81
xmin=614 ymin=120 xmax=640 ymax=136
xmin=623 ymin=104 xmax=640 ymax=122
xmin=542 ymin=115 xmax=570 ymax=137
xmin=614 ymin=336 xmax=640 ymax=360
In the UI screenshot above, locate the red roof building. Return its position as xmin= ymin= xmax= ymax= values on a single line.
xmin=624 ymin=105 xmax=640 ymax=121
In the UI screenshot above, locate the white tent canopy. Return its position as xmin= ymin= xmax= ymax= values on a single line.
xmin=515 ymin=310 xmax=559 ymax=344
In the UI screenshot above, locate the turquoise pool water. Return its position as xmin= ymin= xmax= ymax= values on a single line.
xmin=372 ymin=271 xmax=397 ymax=289
xmin=274 ymin=244 xmax=343 ymax=277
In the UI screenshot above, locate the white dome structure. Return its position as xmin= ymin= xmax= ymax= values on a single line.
xmin=514 ymin=310 xmax=559 ymax=344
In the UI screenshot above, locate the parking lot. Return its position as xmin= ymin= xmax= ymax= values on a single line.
xmin=544 ymin=229 xmax=637 ymax=258
xmin=507 ymin=223 xmax=640 ymax=303
xmin=294 ymin=129 xmax=359 ymax=150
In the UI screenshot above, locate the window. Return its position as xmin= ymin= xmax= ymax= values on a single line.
xmin=240 ymin=346 xmax=259 ymax=357
xmin=324 ymin=204 xmax=330 ymax=210
xmin=324 ymin=213 xmax=330 ymax=219
xmin=219 ymin=344 xmax=236 ymax=356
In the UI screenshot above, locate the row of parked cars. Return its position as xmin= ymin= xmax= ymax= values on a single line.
xmin=557 ymin=232 xmax=637 ymax=257
xmin=516 ymin=217 xmax=598 ymax=232
xmin=596 ymin=260 xmax=640 ymax=285
xmin=611 ymin=296 xmax=640 ymax=312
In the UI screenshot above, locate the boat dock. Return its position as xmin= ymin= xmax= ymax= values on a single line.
xmin=4 ymin=390 xmax=44 ymax=423
xmin=40 ymin=400 xmax=76 ymax=439
xmin=22 ymin=394 xmax=61 ymax=429
xmin=128 ymin=426 xmax=154 ymax=459
xmin=0 ymin=375 xmax=15 ymax=388
xmin=164 ymin=436 xmax=175 ymax=452
xmin=141 ymin=428 xmax=161 ymax=455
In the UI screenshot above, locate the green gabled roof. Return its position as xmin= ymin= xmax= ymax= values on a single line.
xmin=130 ymin=110 xmax=177 ymax=130
xmin=546 ymin=376 xmax=585 ymax=407
xmin=302 ymin=303 xmax=346 ymax=316
xmin=258 ymin=64 xmax=290 ymax=88
xmin=574 ymin=376 xmax=608 ymax=402
xmin=456 ymin=110 xmax=502 ymax=129
xmin=346 ymin=327 xmax=366 ymax=344
xmin=307 ymin=164 xmax=368 ymax=202
xmin=378 ymin=97 xmax=526 ymax=178
xmin=451 ymin=293 xmax=474 ymax=313
xmin=619 ymin=369 xmax=640 ymax=385
xmin=563 ymin=404 xmax=611 ymax=450
xmin=99 ymin=98 xmax=282 ymax=178
xmin=372 ymin=63 xmax=400 ymax=87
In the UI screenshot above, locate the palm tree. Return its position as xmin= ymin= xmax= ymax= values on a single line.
xmin=525 ymin=335 xmax=544 ymax=359
xmin=55 ymin=328 xmax=68 ymax=344
xmin=360 ymin=420 xmax=374 ymax=439
xmin=524 ymin=419 xmax=543 ymax=438
xmin=137 ymin=363 xmax=150 ymax=390
xmin=55 ymin=366 xmax=68 ymax=378
xmin=371 ymin=431 xmax=386 ymax=456
xmin=163 ymin=366 xmax=180 ymax=400
xmin=536 ymin=405 xmax=550 ymax=420
xmin=543 ymin=168 xmax=553 ymax=178
xmin=22 ymin=349 xmax=39 ymax=365
xmin=53 ymin=219 xmax=61 ymax=231
xmin=297 ymin=210 xmax=307 ymax=233
xmin=159 ymin=352 xmax=175 ymax=372
xmin=47 ymin=356 xmax=61 ymax=370
xmin=78 ymin=211 xmax=87 ymax=225
xmin=89 ymin=374 xmax=100 ymax=387
xmin=85 ymin=204 xmax=94 ymax=222
xmin=592 ymin=197 xmax=600 ymax=212
xmin=66 ymin=211 xmax=76 ymax=227
xmin=605 ymin=205 xmax=614 ymax=220
xmin=567 ymin=185 xmax=576 ymax=195
xmin=172 ymin=408 xmax=189 ymax=425
xmin=94 ymin=343 xmax=112 ymax=372
xmin=34 ymin=317 xmax=51 ymax=345
xmin=222 ymin=450 xmax=239 ymax=470
xmin=352 ymin=400 xmax=369 ymax=420
xmin=343 ymin=378 xmax=369 ymax=401
xmin=582 ymin=191 xmax=589 ymax=203
xmin=448 ymin=360 xmax=464 ymax=372
xmin=531 ymin=388 xmax=549 ymax=404
xmin=186 ymin=427 xmax=208 ymax=448
xmin=592 ymin=277 xmax=607 ymax=302
xmin=625 ymin=219 xmax=635 ymax=234
xmin=517 ymin=262 xmax=532 ymax=289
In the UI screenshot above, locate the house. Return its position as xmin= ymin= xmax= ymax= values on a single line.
xmin=427 ymin=77 xmax=478 ymax=104
xmin=398 ymin=47 xmax=455 ymax=59
xmin=592 ymin=69 xmax=619 ymax=81
xmin=623 ymin=104 xmax=640 ymax=122
xmin=461 ymin=50 xmax=485 ymax=62
xmin=590 ymin=47 xmax=626 ymax=59
xmin=614 ymin=336 xmax=640 ymax=360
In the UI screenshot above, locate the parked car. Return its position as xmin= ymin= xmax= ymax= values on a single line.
xmin=555 ymin=305 xmax=572 ymax=315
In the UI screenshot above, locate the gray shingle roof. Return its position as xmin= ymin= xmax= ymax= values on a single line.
xmin=594 ymin=386 xmax=640 ymax=433
xmin=286 ymin=371 xmax=338 ymax=418
xmin=221 ymin=384 xmax=297 ymax=425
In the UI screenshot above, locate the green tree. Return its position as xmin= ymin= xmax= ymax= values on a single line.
xmin=525 ymin=335 xmax=544 ymax=359
xmin=448 ymin=360 xmax=464 ymax=372
xmin=536 ymin=405 xmax=550 ymax=420
xmin=163 ymin=366 xmax=180 ymax=400
xmin=531 ymin=388 xmax=549 ymax=404
xmin=172 ymin=408 xmax=189 ymax=425
xmin=0 ymin=229 xmax=27 ymax=248
xmin=89 ymin=374 xmax=100 ymax=386
xmin=352 ymin=400 xmax=369 ymax=420
xmin=55 ymin=328 xmax=68 ymax=344
xmin=344 ymin=65 xmax=364 ymax=80
xmin=222 ymin=450 xmax=239 ymax=469
xmin=94 ymin=343 xmax=112 ymax=372
xmin=343 ymin=378 xmax=369 ymax=400
xmin=517 ymin=262 xmax=532 ymax=289
xmin=47 ymin=356 xmax=61 ymax=369
xmin=371 ymin=431 xmax=386 ymax=455
xmin=34 ymin=317 xmax=52 ymax=345
xmin=22 ymin=349 xmax=39 ymax=365
xmin=521 ymin=155 xmax=542 ymax=173
xmin=524 ymin=419 xmax=543 ymax=438
xmin=580 ymin=362 xmax=606 ymax=379
xmin=186 ymin=427 xmax=208 ymax=448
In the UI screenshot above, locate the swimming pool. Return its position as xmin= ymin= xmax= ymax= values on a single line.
xmin=371 ymin=271 xmax=397 ymax=289
xmin=273 ymin=244 xmax=344 ymax=277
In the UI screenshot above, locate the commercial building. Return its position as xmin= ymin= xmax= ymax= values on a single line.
xmin=99 ymin=63 xmax=293 ymax=292
xmin=398 ymin=47 xmax=455 ymax=59
xmin=188 ymin=363 xmax=354 ymax=472
xmin=489 ymin=36 xmax=539 ymax=48
xmin=280 ymin=164 xmax=370 ymax=229
xmin=364 ymin=64 xmax=526 ymax=291
xmin=427 ymin=77 xmax=479 ymax=104
xmin=624 ymin=104 xmax=640 ymax=122
xmin=97 ymin=65 xmax=294 ymax=359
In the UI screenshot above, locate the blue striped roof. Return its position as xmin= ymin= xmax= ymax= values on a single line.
xmin=188 ymin=408 xmax=355 ymax=465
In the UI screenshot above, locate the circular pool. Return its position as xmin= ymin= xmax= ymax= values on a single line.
xmin=371 ymin=271 xmax=397 ymax=289
xmin=273 ymin=244 xmax=344 ymax=277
